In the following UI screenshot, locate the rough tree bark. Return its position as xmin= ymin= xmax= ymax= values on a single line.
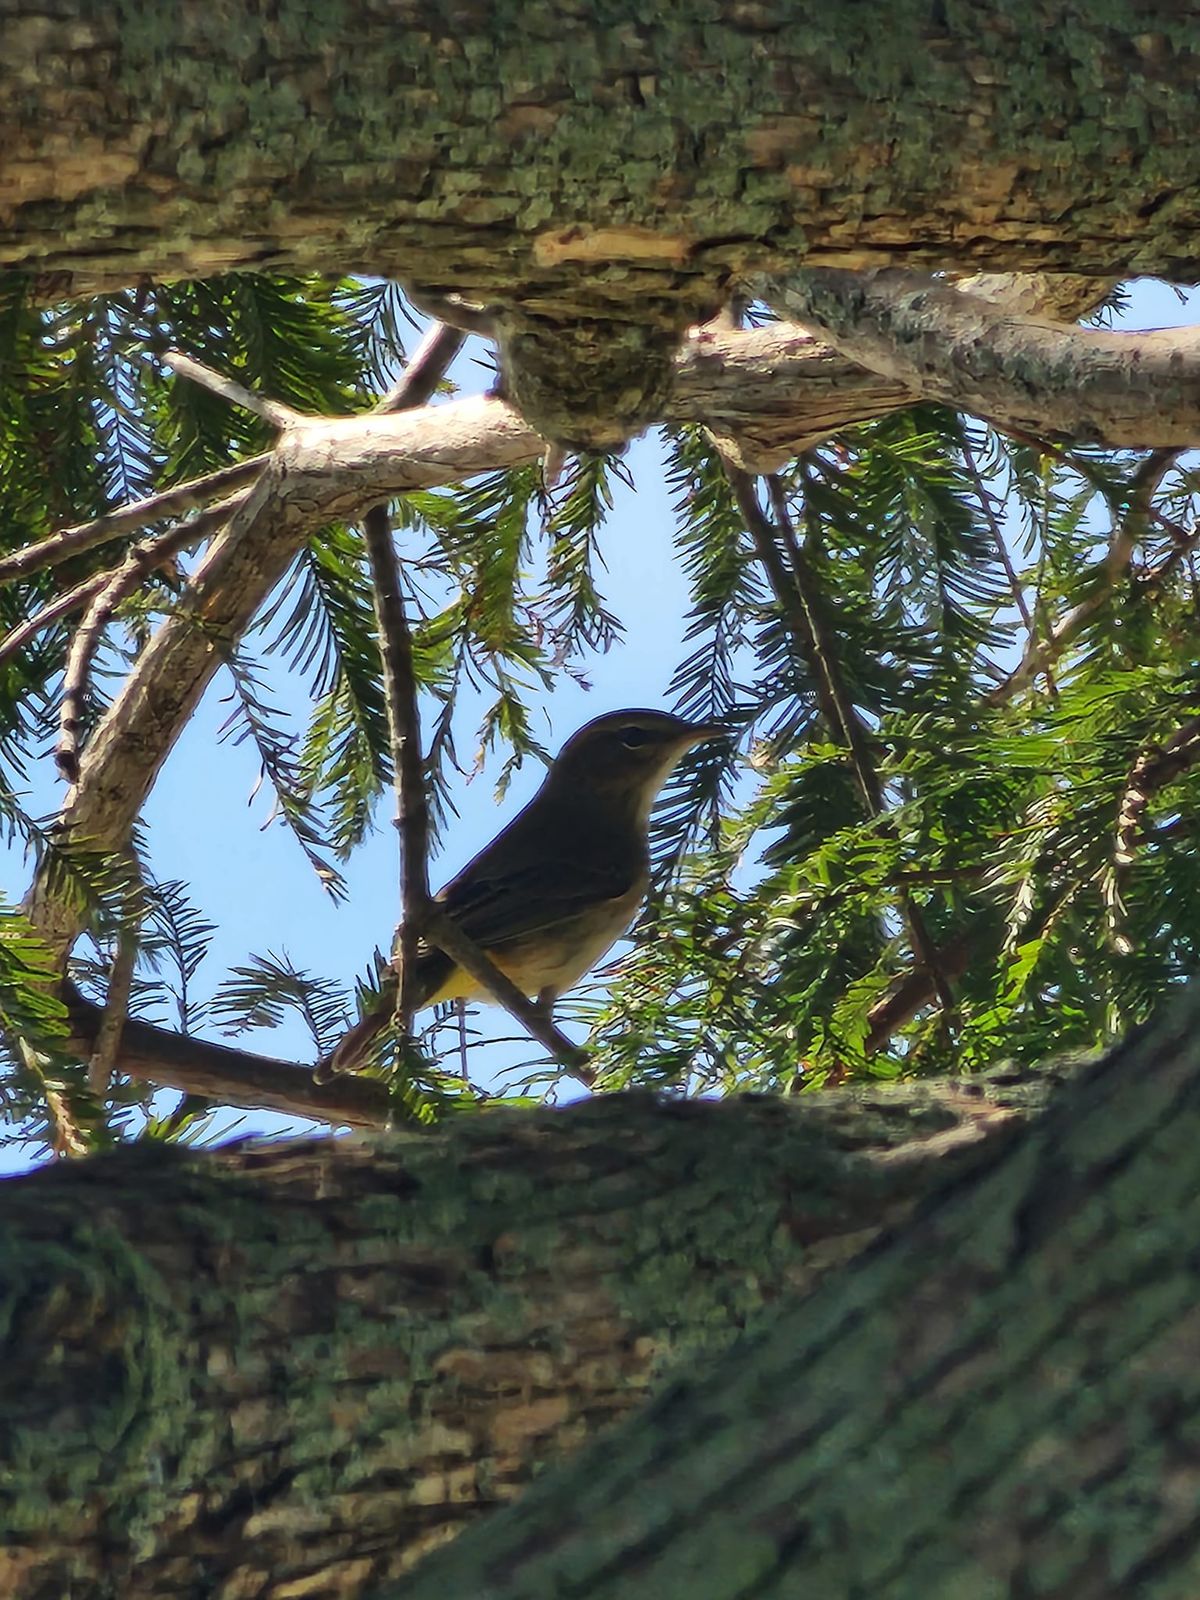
xmin=3 ymin=1 xmax=1199 ymax=441
xmin=5 ymin=1 xmax=1197 ymax=296
xmin=397 ymin=982 xmax=1200 ymax=1600
xmin=0 ymin=1056 xmax=1078 ymax=1597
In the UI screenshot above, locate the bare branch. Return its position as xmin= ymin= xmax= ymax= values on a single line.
xmin=87 ymin=932 xmax=137 ymax=1097
xmin=54 ymin=524 xmax=202 ymax=781
xmin=322 ymin=492 xmax=589 ymax=1083
xmin=163 ymin=350 xmax=302 ymax=429
xmin=762 ymin=268 xmax=1200 ymax=449
xmin=0 ymin=570 xmax=110 ymax=667
xmin=864 ymin=943 xmax=973 ymax=1053
xmin=364 ymin=499 xmax=430 ymax=1044
xmin=0 ymin=500 xmax=243 ymax=673
xmin=61 ymin=981 xmax=390 ymax=1128
xmin=987 ymin=449 xmax=1179 ymax=705
xmin=316 ymin=322 xmax=470 ymax=1083
xmin=0 ymin=459 xmax=264 ymax=583
xmin=374 ymin=322 xmax=467 ymax=412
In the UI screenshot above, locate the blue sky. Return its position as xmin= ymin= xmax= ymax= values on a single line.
xmin=1 ymin=279 xmax=1196 ymax=1169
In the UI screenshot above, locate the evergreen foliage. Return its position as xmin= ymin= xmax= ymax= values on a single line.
xmin=1 ymin=274 xmax=1196 ymax=1152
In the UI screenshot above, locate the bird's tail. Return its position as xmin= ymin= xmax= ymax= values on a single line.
xmin=312 ymin=945 xmax=454 ymax=1082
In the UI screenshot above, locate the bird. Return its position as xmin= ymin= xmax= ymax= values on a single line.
xmin=314 ymin=708 xmax=724 ymax=1079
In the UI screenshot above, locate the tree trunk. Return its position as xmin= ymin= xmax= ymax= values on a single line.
xmin=397 ymin=983 xmax=1200 ymax=1600
xmin=0 ymin=1060 xmax=1073 ymax=1597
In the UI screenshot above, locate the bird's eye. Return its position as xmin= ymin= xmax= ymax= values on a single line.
xmin=619 ymin=728 xmax=652 ymax=749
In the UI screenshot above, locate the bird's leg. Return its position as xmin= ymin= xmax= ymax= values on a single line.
xmin=534 ymin=986 xmax=559 ymax=1019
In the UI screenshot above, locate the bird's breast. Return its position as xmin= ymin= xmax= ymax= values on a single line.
xmin=428 ymin=879 xmax=646 ymax=1005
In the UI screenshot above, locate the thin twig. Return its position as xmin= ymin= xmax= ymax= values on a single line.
xmin=363 ymin=500 xmax=430 ymax=1038
xmin=163 ymin=350 xmax=303 ymax=429
xmin=52 ymin=512 xmax=232 ymax=778
xmin=0 ymin=500 xmax=239 ymax=671
xmin=362 ymin=322 xmax=472 ymax=1040
xmin=322 ymin=321 xmax=585 ymax=1083
xmin=0 ymin=459 xmax=263 ymax=583
xmin=354 ymin=504 xmax=590 ymax=1081
xmin=726 ymin=466 xmax=849 ymax=745
xmin=88 ymin=928 xmax=138 ymax=1097
xmin=374 ymin=322 xmax=466 ymax=413
xmin=959 ymin=434 xmax=1058 ymax=699
xmin=772 ymin=476 xmax=957 ymax=1022
xmin=728 ymin=463 xmax=957 ymax=1025
xmin=864 ymin=943 xmax=973 ymax=1053
xmin=774 ymin=441 xmax=1182 ymax=1033
xmin=427 ymin=907 xmax=589 ymax=1069
xmin=987 ymin=448 xmax=1180 ymax=706
xmin=1139 ymin=515 xmax=1200 ymax=593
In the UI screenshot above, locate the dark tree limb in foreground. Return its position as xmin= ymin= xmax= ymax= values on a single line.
xmin=4 ymin=3 xmax=1197 ymax=300
xmin=399 ymin=984 xmax=1200 ymax=1600
xmin=2 ymin=2 xmax=1196 ymax=441
xmin=0 ymin=1057 xmax=1076 ymax=1598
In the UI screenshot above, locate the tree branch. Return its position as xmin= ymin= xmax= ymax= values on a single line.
xmin=374 ymin=322 xmax=466 ymax=413
xmin=1114 ymin=713 xmax=1200 ymax=875
xmin=727 ymin=465 xmax=956 ymax=1030
xmin=0 ymin=458 xmax=265 ymax=583
xmin=0 ymin=500 xmax=245 ymax=672
xmin=61 ymin=981 xmax=389 ymax=1128
xmin=363 ymin=500 xmax=431 ymax=1044
xmin=762 ymin=268 xmax=1200 ymax=449
xmin=398 ymin=983 xmax=1200 ymax=1600
xmin=0 ymin=1047 xmax=1085 ymax=1597
xmin=163 ymin=349 xmax=303 ymax=429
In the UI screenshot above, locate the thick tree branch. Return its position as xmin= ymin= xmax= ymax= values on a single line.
xmin=762 ymin=268 xmax=1200 ymax=449
xmin=0 ymin=1050 xmax=1083 ymax=1598
xmin=3 ymin=2 xmax=1196 ymax=304
xmin=62 ymin=981 xmax=389 ymax=1128
xmin=399 ymin=983 xmax=1200 ymax=1600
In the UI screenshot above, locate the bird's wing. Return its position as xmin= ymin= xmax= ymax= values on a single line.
xmin=435 ymin=854 xmax=642 ymax=950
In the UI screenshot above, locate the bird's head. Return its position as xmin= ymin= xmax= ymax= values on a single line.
xmin=545 ymin=709 xmax=727 ymax=823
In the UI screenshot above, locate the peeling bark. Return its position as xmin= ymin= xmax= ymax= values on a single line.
xmin=0 ymin=1057 xmax=1077 ymax=1597
xmin=764 ymin=267 xmax=1200 ymax=447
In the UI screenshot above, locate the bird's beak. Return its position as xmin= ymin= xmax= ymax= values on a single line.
xmin=682 ymin=719 xmax=731 ymax=748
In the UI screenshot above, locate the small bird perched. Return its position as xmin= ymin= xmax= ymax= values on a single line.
xmin=315 ymin=708 xmax=723 ymax=1079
